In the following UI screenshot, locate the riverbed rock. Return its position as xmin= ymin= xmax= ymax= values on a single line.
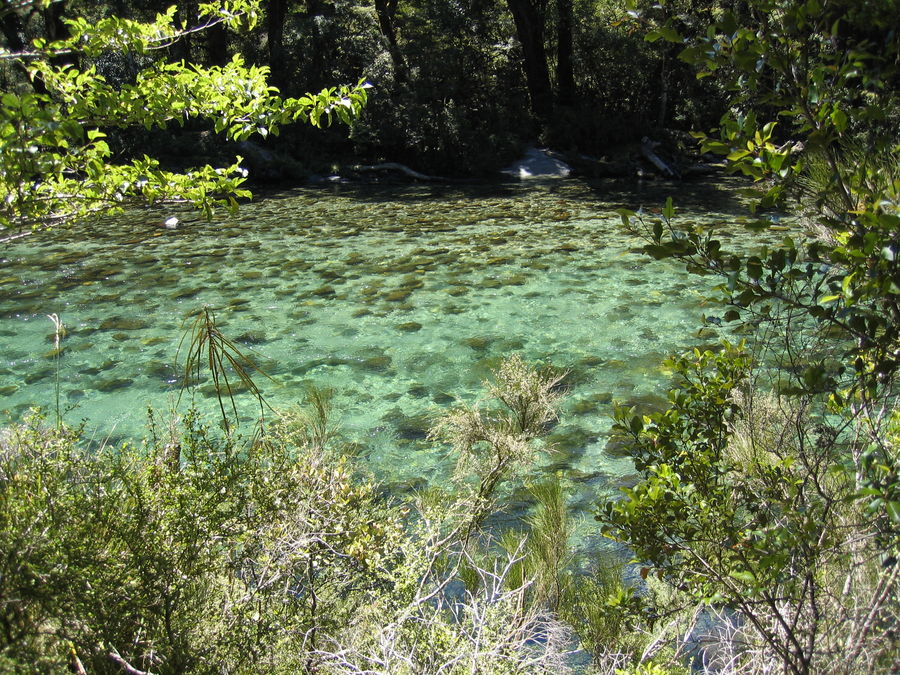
xmin=100 ymin=317 xmax=150 ymax=331
xmin=407 ymin=384 xmax=429 ymax=398
xmin=501 ymin=147 xmax=572 ymax=179
xmin=384 ymin=289 xmax=412 ymax=302
xmin=463 ymin=335 xmax=494 ymax=352
xmin=382 ymin=408 xmax=433 ymax=441
xmin=361 ymin=355 xmax=393 ymax=372
xmin=96 ymin=377 xmax=134 ymax=392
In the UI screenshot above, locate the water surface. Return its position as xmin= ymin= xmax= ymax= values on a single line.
xmin=0 ymin=177 xmax=789 ymax=522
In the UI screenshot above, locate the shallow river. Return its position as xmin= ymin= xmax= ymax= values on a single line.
xmin=0 ymin=177 xmax=788 ymax=527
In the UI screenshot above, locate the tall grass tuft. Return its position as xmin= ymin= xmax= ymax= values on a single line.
xmin=46 ymin=313 xmax=64 ymax=428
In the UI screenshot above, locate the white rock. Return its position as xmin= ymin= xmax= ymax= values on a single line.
xmin=500 ymin=147 xmax=572 ymax=179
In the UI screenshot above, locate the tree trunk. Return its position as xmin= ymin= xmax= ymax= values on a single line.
xmin=555 ymin=0 xmax=575 ymax=104
xmin=0 ymin=1 xmax=42 ymax=91
xmin=374 ymin=0 xmax=406 ymax=85
xmin=44 ymin=0 xmax=79 ymax=70
xmin=267 ymin=0 xmax=289 ymax=87
xmin=505 ymin=0 xmax=553 ymax=121
xmin=0 ymin=1 xmax=27 ymax=53
xmin=206 ymin=21 xmax=228 ymax=66
xmin=174 ymin=0 xmax=198 ymax=62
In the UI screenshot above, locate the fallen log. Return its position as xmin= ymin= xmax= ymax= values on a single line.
xmin=351 ymin=162 xmax=442 ymax=181
xmin=640 ymin=137 xmax=680 ymax=179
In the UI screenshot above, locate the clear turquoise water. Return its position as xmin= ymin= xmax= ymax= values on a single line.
xmin=0 ymin=177 xmax=789 ymax=525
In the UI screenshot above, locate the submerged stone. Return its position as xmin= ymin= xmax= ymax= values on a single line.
xmin=497 ymin=338 xmax=525 ymax=352
xmin=199 ymin=380 xmax=250 ymax=397
xmin=381 ymin=408 xmax=433 ymax=441
xmin=311 ymin=285 xmax=336 ymax=297
xmin=578 ymin=355 xmax=605 ymax=368
xmin=96 ymin=377 xmax=134 ymax=392
xmin=622 ymin=392 xmax=669 ymax=414
xmin=396 ymin=321 xmax=422 ymax=333
xmin=146 ymin=361 xmax=178 ymax=382
xmin=384 ymin=289 xmax=411 ymax=302
xmin=501 ymin=274 xmax=528 ymax=286
xmin=24 ymin=367 xmax=53 ymax=384
xmin=172 ymin=287 xmax=203 ymax=299
xmin=463 ymin=335 xmax=494 ymax=352
xmin=100 ymin=317 xmax=150 ymax=331
xmin=79 ymin=360 xmax=116 ymax=376
xmin=604 ymin=434 xmax=632 ymax=458
xmin=236 ymin=330 xmax=268 ymax=345
xmin=407 ymin=384 xmax=429 ymax=398
xmin=361 ymin=355 xmax=392 ymax=372
xmin=571 ymin=399 xmax=600 ymax=415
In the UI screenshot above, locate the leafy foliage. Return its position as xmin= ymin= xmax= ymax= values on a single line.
xmin=430 ymin=354 xmax=564 ymax=537
xmin=0 ymin=355 xmax=575 ymax=674
xmin=600 ymin=2 xmax=900 ymax=672
xmin=0 ymin=0 xmax=369 ymax=233
xmin=0 ymin=406 xmax=403 ymax=674
xmin=601 ymin=346 xmax=899 ymax=673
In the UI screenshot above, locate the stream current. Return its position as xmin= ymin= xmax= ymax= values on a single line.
xmin=0 ymin=177 xmax=791 ymax=526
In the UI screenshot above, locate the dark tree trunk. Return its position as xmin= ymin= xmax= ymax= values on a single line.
xmin=555 ymin=0 xmax=575 ymax=104
xmin=267 ymin=0 xmax=289 ymax=87
xmin=0 ymin=1 xmax=44 ymax=92
xmin=173 ymin=0 xmax=198 ymax=61
xmin=0 ymin=1 xmax=27 ymax=54
xmin=374 ymin=0 xmax=406 ymax=85
xmin=505 ymin=0 xmax=553 ymax=121
xmin=206 ymin=21 xmax=228 ymax=66
xmin=44 ymin=0 xmax=79 ymax=71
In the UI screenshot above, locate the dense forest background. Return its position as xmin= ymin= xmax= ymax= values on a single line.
xmin=1 ymin=0 xmax=727 ymax=176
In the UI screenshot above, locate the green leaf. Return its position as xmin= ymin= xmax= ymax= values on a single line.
xmin=831 ymin=107 xmax=848 ymax=133
xmin=662 ymin=196 xmax=675 ymax=221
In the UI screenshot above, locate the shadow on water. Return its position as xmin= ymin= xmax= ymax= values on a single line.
xmin=264 ymin=173 xmax=752 ymax=215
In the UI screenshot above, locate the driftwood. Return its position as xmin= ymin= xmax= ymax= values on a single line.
xmin=108 ymin=647 xmax=158 ymax=675
xmin=640 ymin=137 xmax=680 ymax=179
xmin=0 ymin=230 xmax=31 ymax=244
xmin=351 ymin=162 xmax=441 ymax=181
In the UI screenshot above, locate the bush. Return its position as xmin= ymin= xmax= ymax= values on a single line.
xmin=0 ymin=406 xmax=403 ymax=673
xmin=0 ymin=356 xmax=574 ymax=673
